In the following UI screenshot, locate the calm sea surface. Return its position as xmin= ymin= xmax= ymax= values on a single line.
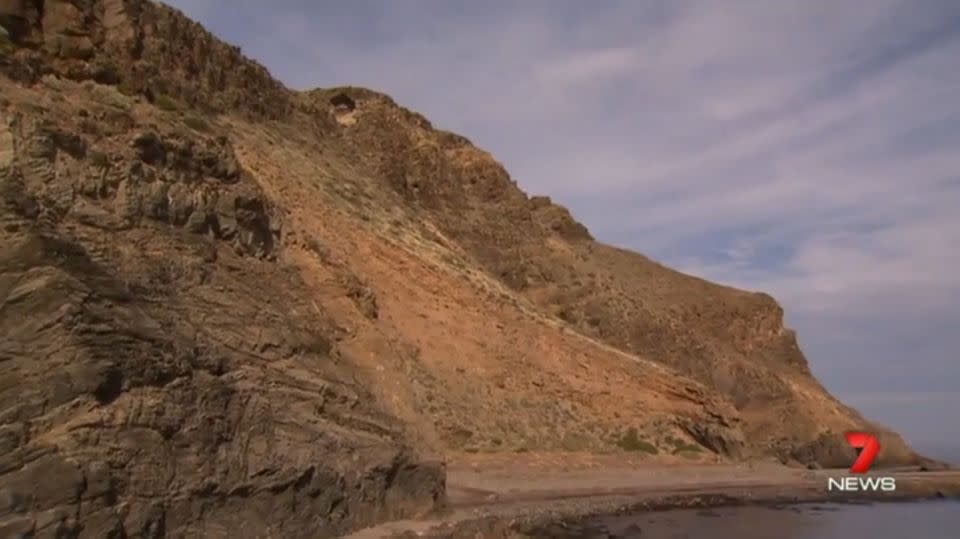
xmin=580 ymin=500 xmax=960 ymax=539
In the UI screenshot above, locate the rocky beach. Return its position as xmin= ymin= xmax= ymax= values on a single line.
xmin=347 ymin=458 xmax=960 ymax=538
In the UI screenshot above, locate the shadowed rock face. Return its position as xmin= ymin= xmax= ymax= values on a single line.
xmin=0 ymin=0 xmax=931 ymax=536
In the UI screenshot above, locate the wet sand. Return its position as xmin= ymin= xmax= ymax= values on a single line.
xmin=345 ymin=461 xmax=960 ymax=538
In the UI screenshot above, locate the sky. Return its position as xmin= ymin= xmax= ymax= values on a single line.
xmin=162 ymin=0 xmax=960 ymax=461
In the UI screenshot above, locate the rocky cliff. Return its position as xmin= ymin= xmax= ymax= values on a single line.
xmin=0 ymin=1 xmax=927 ymax=537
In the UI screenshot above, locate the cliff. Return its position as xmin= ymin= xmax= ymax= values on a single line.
xmin=0 ymin=1 xmax=926 ymax=537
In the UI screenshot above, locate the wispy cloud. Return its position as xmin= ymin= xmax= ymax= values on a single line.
xmin=162 ymin=0 xmax=960 ymax=445
xmin=535 ymin=47 xmax=640 ymax=86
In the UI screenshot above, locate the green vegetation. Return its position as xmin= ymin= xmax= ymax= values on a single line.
xmin=0 ymin=24 xmax=13 ymax=56
xmin=182 ymin=115 xmax=211 ymax=132
xmin=673 ymin=442 xmax=703 ymax=453
xmin=116 ymin=81 xmax=139 ymax=97
xmin=89 ymin=151 xmax=110 ymax=169
xmin=616 ymin=427 xmax=659 ymax=454
xmin=560 ymin=432 xmax=592 ymax=451
xmin=448 ymin=427 xmax=473 ymax=446
xmin=665 ymin=434 xmax=704 ymax=455
xmin=154 ymin=94 xmax=180 ymax=111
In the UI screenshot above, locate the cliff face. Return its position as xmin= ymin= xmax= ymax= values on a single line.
xmin=0 ymin=1 xmax=925 ymax=537
xmin=298 ymin=87 xmax=918 ymax=465
xmin=0 ymin=82 xmax=443 ymax=538
xmin=0 ymin=0 xmax=290 ymax=119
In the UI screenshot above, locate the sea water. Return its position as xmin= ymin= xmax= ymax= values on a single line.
xmin=582 ymin=500 xmax=960 ymax=539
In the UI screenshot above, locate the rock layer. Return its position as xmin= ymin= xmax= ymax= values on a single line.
xmin=0 ymin=87 xmax=443 ymax=537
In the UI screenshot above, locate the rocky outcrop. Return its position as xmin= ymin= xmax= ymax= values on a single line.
xmin=0 ymin=229 xmax=445 ymax=538
xmin=0 ymin=78 xmax=443 ymax=537
xmin=0 ymin=0 xmax=291 ymax=119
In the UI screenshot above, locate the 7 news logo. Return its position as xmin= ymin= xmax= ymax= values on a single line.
xmin=826 ymin=432 xmax=897 ymax=492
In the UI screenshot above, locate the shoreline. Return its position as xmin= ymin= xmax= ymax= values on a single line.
xmin=497 ymin=483 xmax=959 ymax=539
xmin=346 ymin=464 xmax=960 ymax=538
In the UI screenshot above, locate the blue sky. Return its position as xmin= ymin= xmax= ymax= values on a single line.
xmin=163 ymin=0 xmax=960 ymax=459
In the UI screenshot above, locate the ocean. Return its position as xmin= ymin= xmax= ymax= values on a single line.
xmin=576 ymin=500 xmax=960 ymax=538
xmin=921 ymin=443 xmax=960 ymax=467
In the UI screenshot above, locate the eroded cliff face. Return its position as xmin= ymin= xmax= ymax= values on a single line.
xmin=0 ymin=0 xmax=290 ymax=119
xmin=0 ymin=80 xmax=443 ymax=537
xmin=292 ymin=87 xmax=920 ymax=467
xmin=0 ymin=1 xmax=928 ymax=536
